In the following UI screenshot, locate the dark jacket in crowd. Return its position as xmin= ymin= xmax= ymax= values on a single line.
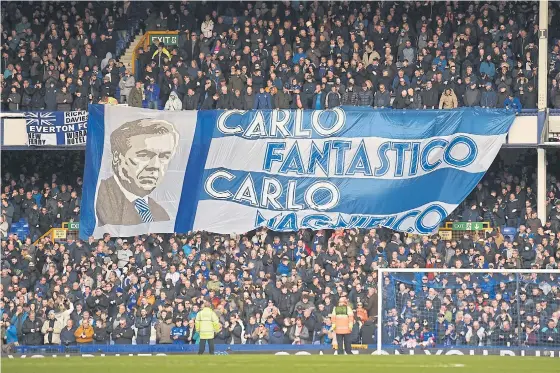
xmin=325 ymin=91 xmax=341 ymax=108
xmin=421 ymin=88 xmax=439 ymax=108
xmin=521 ymin=89 xmax=537 ymax=109
xmin=481 ymin=89 xmax=498 ymax=108
xmin=56 ymin=90 xmax=73 ymax=111
xmin=374 ymin=89 xmax=391 ymax=107
xmin=463 ymin=86 xmax=481 ymax=107
xmin=199 ymin=91 xmax=215 ymax=110
xmin=229 ymin=94 xmax=245 ymax=110
xmin=340 ymin=89 xmax=356 ymax=106
xmin=128 ymin=87 xmax=143 ymax=108
xmin=22 ymin=317 xmax=43 ymax=345
xmin=274 ymin=90 xmax=291 ymax=109
xmin=243 ymin=93 xmax=255 ymax=110
xmin=357 ymin=89 xmax=374 ymax=106
xmin=31 ymin=86 xmax=45 ymax=110
xmin=216 ymin=93 xmax=231 ymax=109
xmin=183 ymin=93 xmax=200 ymax=110
xmin=22 ymin=86 xmax=34 ymax=109
xmin=135 ymin=317 xmax=152 ymax=338
xmin=112 ymin=325 xmax=134 ymax=344
xmin=254 ymin=92 xmax=272 ymax=109
xmin=60 ymin=326 xmax=77 ymax=345
xmin=7 ymin=92 xmax=21 ymax=111
xmin=93 ymin=325 xmax=110 ymax=343
xmin=392 ymin=94 xmax=410 ymax=109
xmin=72 ymin=94 xmax=88 ymax=110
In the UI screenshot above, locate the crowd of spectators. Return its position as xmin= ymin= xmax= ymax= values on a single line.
xmin=0 ymin=150 xmax=558 ymax=349
xmin=133 ymin=1 xmax=550 ymax=112
xmin=3 ymin=1 xmax=560 ymax=111
xmin=0 ymin=1 xmax=145 ymax=111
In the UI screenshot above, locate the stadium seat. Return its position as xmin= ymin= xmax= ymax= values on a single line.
xmin=502 ymin=227 xmax=518 ymax=241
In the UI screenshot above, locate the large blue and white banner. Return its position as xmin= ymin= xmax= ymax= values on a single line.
xmin=81 ymin=105 xmax=515 ymax=238
xmin=26 ymin=111 xmax=88 ymax=146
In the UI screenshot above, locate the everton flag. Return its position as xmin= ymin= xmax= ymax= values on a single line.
xmin=26 ymin=111 xmax=88 ymax=146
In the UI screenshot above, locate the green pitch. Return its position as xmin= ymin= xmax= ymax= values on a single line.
xmin=2 ymin=355 xmax=559 ymax=373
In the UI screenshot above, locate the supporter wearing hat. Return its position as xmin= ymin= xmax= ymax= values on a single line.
xmin=42 ymin=309 xmax=64 ymax=345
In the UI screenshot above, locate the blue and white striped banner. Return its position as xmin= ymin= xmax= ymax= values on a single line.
xmin=80 ymin=105 xmax=515 ymax=238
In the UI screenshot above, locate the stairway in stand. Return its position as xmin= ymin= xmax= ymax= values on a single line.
xmin=120 ymin=31 xmax=144 ymax=71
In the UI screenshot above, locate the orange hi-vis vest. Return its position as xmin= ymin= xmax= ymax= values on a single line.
xmin=330 ymin=305 xmax=354 ymax=335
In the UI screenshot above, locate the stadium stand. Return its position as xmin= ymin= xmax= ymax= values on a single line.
xmin=0 ymin=0 xmax=558 ymax=353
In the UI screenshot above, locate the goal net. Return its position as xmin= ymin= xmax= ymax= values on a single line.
xmin=375 ymin=268 xmax=560 ymax=355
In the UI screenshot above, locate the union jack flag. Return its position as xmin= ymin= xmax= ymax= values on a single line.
xmin=25 ymin=112 xmax=56 ymax=127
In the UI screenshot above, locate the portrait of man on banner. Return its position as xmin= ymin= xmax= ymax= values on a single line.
xmin=96 ymin=118 xmax=179 ymax=226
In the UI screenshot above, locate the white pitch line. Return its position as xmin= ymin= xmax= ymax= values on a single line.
xmin=341 ymin=364 xmax=467 ymax=368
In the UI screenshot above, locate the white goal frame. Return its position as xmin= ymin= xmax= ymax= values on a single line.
xmin=376 ymin=268 xmax=559 ymax=353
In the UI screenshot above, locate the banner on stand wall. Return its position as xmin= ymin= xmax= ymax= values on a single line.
xmin=80 ymin=105 xmax=515 ymax=238
xmin=26 ymin=111 xmax=88 ymax=146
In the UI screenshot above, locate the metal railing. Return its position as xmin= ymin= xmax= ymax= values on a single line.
xmin=31 ymin=222 xmax=77 ymax=245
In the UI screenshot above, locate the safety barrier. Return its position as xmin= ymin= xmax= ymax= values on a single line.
xmin=9 ymin=344 xmax=560 ymax=357
xmin=437 ymin=221 xmax=492 ymax=241
xmin=0 ymin=109 xmax=543 ymax=150
xmin=31 ymin=221 xmax=78 ymax=245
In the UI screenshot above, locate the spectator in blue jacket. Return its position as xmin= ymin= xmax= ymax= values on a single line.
xmin=392 ymin=70 xmax=411 ymax=92
xmin=480 ymin=275 xmax=496 ymax=298
xmin=171 ymin=319 xmax=187 ymax=344
xmin=10 ymin=305 xmax=28 ymax=343
xmin=432 ymin=53 xmax=447 ymax=72
xmin=311 ymin=84 xmax=326 ymax=110
xmin=504 ymin=94 xmax=522 ymax=113
xmin=276 ymin=256 xmax=291 ymax=276
xmin=480 ymin=55 xmax=496 ymax=79
xmin=4 ymin=321 xmax=18 ymax=344
xmin=480 ymin=83 xmax=498 ymax=108
xmin=292 ymin=47 xmax=306 ymax=65
xmin=34 ymin=277 xmax=48 ymax=295
xmin=145 ymin=78 xmax=160 ymax=110
xmin=264 ymin=315 xmax=280 ymax=336
xmin=254 ymin=87 xmax=272 ymax=109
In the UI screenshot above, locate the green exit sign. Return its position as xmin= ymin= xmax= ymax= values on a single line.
xmin=452 ymin=222 xmax=484 ymax=231
xmin=68 ymin=222 xmax=80 ymax=231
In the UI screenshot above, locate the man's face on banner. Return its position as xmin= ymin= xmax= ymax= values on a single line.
xmin=116 ymin=132 xmax=176 ymax=197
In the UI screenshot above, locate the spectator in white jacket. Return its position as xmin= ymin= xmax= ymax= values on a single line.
xmin=164 ymin=91 xmax=182 ymax=110
xmin=0 ymin=215 xmax=8 ymax=239
xmin=117 ymin=240 xmax=133 ymax=269
xmin=42 ymin=310 xmax=65 ymax=345
xmin=118 ymin=70 xmax=136 ymax=104
xmin=201 ymin=15 xmax=214 ymax=39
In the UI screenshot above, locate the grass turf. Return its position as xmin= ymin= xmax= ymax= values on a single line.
xmin=2 ymin=355 xmax=559 ymax=373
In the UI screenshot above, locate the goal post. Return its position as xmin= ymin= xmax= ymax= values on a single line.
xmin=376 ymin=268 xmax=560 ymax=354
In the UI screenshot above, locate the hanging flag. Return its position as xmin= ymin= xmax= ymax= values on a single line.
xmin=80 ymin=105 xmax=515 ymax=238
xmin=26 ymin=111 xmax=88 ymax=146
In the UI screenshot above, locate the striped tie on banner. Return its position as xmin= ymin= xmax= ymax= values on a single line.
xmin=134 ymin=198 xmax=154 ymax=223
